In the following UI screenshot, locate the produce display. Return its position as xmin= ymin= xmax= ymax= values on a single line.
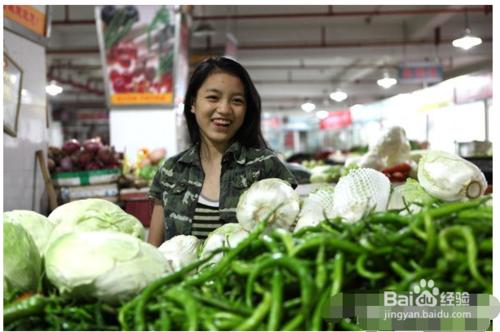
xmin=48 ymin=137 xmax=122 ymax=173
xmin=347 ymin=126 xmax=417 ymax=183
xmin=3 ymin=150 xmax=493 ymax=331
xmin=119 ymin=147 xmax=166 ymax=189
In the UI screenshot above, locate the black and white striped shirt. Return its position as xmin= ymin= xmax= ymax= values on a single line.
xmin=191 ymin=195 xmax=222 ymax=239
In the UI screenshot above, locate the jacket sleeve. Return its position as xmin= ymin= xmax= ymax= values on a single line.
xmin=148 ymin=158 xmax=174 ymax=201
xmin=266 ymin=153 xmax=298 ymax=189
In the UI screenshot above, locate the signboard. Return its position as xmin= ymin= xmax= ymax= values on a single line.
xmin=3 ymin=5 xmax=51 ymax=46
xmin=398 ymin=64 xmax=443 ymax=84
xmin=96 ymin=5 xmax=177 ymax=107
xmin=454 ymin=73 xmax=492 ymax=104
xmin=319 ymin=110 xmax=352 ymax=130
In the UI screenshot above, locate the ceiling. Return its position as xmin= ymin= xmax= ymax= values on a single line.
xmin=46 ymin=5 xmax=492 ymax=113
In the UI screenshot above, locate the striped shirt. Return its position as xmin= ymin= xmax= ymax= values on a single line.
xmin=191 ymin=195 xmax=222 ymax=239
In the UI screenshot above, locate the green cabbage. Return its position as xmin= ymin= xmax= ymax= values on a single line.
xmin=236 ymin=178 xmax=300 ymax=231
xmin=387 ymin=178 xmax=435 ymax=212
xmin=418 ymin=150 xmax=487 ymax=201
xmin=158 ymin=235 xmax=201 ymax=272
xmin=294 ymin=185 xmax=336 ymax=232
xmin=47 ymin=198 xmax=145 ymax=247
xmin=200 ymin=223 xmax=249 ymax=267
xmin=3 ymin=223 xmax=41 ymax=294
xmin=3 ymin=210 xmax=55 ymax=255
xmin=45 ymin=231 xmax=170 ymax=304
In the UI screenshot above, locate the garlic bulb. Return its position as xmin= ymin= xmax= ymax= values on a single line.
xmin=332 ymin=168 xmax=391 ymax=223
xmin=236 ymin=178 xmax=300 ymax=232
xmin=418 ymin=150 xmax=487 ymax=201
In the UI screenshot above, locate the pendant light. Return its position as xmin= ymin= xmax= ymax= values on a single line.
xmin=452 ymin=8 xmax=482 ymax=50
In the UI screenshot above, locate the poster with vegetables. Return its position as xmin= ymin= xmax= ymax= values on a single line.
xmin=96 ymin=5 xmax=177 ymax=106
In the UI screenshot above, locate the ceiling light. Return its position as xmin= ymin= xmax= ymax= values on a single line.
xmin=301 ymin=100 xmax=316 ymax=112
xmin=452 ymin=9 xmax=482 ymax=51
xmin=45 ymin=81 xmax=63 ymax=96
xmin=452 ymin=28 xmax=482 ymax=50
xmin=377 ymin=72 xmax=397 ymax=89
xmin=329 ymin=89 xmax=348 ymax=102
xmin=193 ymin=22 xmax=216 ymax=37
xmin=316 ymin=110 xmax=329 ymax=119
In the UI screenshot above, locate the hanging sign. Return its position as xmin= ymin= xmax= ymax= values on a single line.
xmin=454 ymin=73 xmax=492 ymax=104
xmin=96 ymin=5 xmax=178 ymax=107
xmin=319 ymin=110 xmax=352 ymax=130
xmin=3 ymin=5 xmax=51 ymax=46
xmin=398 ymin=64 xmax=443 ymax=84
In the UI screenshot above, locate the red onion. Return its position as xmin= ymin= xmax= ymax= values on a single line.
xmin=83 ymin=137 xmax=103 ymax=153
xmin=62 ymin=139 xmax=81 ymax=155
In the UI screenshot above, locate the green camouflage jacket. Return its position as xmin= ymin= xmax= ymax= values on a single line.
xmin=149 ymin=141 xmax=297 ymax=240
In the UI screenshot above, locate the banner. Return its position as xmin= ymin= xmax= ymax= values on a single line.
xmin=319 ymin=110 xmax=352 ymax=130
xmin=3 ymin=5 xmax=50 ymax=46
xmin=96 ymin=5 xmax=177 ymax=107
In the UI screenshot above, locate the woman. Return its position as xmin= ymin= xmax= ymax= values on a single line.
xmin=148 ymin=57 xmax=297 ymax=246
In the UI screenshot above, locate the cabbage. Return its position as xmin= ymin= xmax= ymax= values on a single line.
xmin=3 ymin=210 xmax=55 ymax=254
xmin=236 ymin=178 xmax=300 ymax=231
xmin=158 ymin=235 xmax=201 ymax=272
xmin=294 ymin=185 xmax=336 ymax=232
xmin=418 ymin=150 xmax=487 ymax=201
xmin=387 ymin=178 xmax=436 ymax=213
xmin=47 ymin=198 xmax=145 ymax=247
xmin=3 ymin=222 xmax=41 ymax=294
xmin=332 ymin=168 xmax=391 ymax=223
xmin=200 ymin=223 xmax=249 ymax=266
xmin=45 ymin=231 xmax=170 ymax=304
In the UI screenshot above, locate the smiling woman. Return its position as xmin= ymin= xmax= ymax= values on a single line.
xmin=147 ymin=57 xmax=297 ymax=244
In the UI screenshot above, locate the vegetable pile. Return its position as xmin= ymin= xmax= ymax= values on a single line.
xmin=3 ymin=150 xmax=493 ymax=331
xmin=48 ymin=137 xmax=122 ymax=173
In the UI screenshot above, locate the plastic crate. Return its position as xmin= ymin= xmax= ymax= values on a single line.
xmin=120 ymin=189 xmax=154 ymax=227
xmin=52 ymin=168 xmax=120 ymax=187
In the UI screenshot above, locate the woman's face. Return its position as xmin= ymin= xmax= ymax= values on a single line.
xmin=191 ymin=72 xmax=246 ymax=148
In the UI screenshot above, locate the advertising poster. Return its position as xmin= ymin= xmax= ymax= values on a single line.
xmin=96 ymin=5 xmax=177 ymax=107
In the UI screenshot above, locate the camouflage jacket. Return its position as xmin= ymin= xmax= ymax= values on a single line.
xmin=149 ymin=141 xmax=297 ymax=240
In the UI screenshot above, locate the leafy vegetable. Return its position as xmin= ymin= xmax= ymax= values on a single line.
xmin=294 ymin=185 xmax=335 ymax=232
xmin=418 ymin=150 xmax=487 ymax=201
xmin=3 ymin=210 xmax=55 ymax=255
xmin=3 ymin=223 xmax=41 ymax=294
xmin=387 ymin=178 xmax=436 ymax=212
xmin=47 ymin=198 xmax=145 ymax=248
xmin=332 ymin=168 xmax=391 ymax=222
xmin=45 ymin=231 xmax=170 ymax=304
xmin=158 ymin=235 xmax=201 ymax=272
xmin=236 ymin=178 xmax=300 ymax=232
xmin=200 ymin=223 xmax=249 ymax=266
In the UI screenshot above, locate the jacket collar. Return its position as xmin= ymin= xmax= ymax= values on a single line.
xmin=178 ymin=141 xmax=247 ymax=166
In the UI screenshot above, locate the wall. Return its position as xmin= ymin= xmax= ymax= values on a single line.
xmin=109 ymin=109 xmax=178 ymax=164
xmin=3 ymin=30 xmax=49 ymax=213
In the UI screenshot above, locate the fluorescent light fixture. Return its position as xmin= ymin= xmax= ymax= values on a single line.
xmin=316 ymin=110 xmax=329 ymax=119
xmin=329 ymin=89 xmax=348 ymax=102
xmin=45 ymin=81 xmax=63 ymax=96
xmin=350 ymin=104 xmax=364 ymax=112
xmin=193 ymin=22 xmax=216 ymax=37
xmin=301 ymin=100 xmax=316 ymax=112
xmin=377 ymin=72 xmax=397 ymax=89
xmin=452 ymin=28 xmax=482 ymax=50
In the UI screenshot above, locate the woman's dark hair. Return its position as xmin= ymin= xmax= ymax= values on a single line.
xmin=183 ymin=56 xmax=268 ymax=149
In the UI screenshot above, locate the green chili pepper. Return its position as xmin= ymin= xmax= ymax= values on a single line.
xmin=267 ymin=269 xmax=283 ymax=331
xmin=236 ymin=291 xmax=272 ymax=331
